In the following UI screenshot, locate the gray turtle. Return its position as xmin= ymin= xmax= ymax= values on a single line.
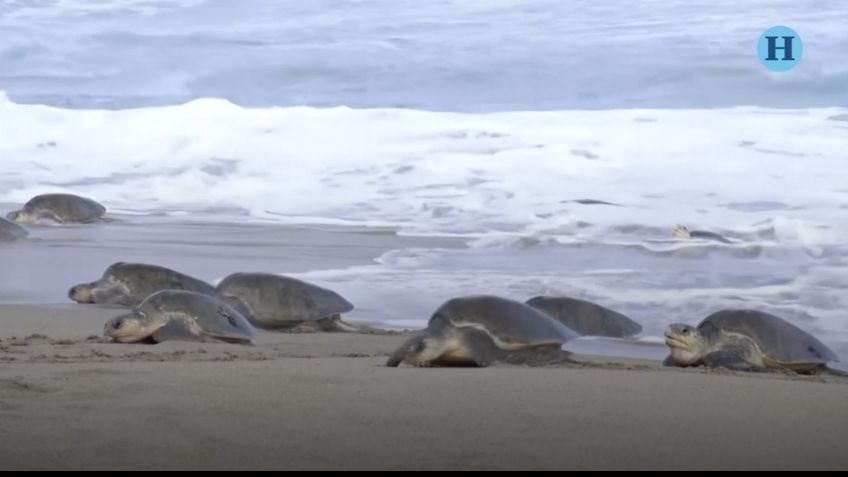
xmin=104 ymin=289 xmax=255 ymax=344
xmin=387 ymin=295 xmax=579 ymax=367
xmin=673 ymin=224 xmax=733 ymax=244
xmin=663 ymin=309 xmax=843 ymax=375
xmin=69 ymin=262 xmax=216 ymax=306
xmin=526 ymin=295 xmax=642 ymax=338
xmin=7 ymin=193 xmax=106 ymax=224
xmin=215 ymin=272 xmax=368 ymax=332
xmin=0 ymin=217 xmax=28 ymax=242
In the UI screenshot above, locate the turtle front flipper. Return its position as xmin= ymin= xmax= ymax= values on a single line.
xmin=386 ymin=332 xmax=435 ymax=367
xmin=39 ymin=210 xmax=66 ymax=224
xmin=151 ymin=317 xmax=205 ymax=343
xmin=216 ymin=295 xmax=255 ymax=323
xmin=703 ymin=351 xmax=769 ymax=372
xmin=386 ymin=336 xmax=418 ymax=367
xmin=460 ymin=329 xmax=506 ymax=367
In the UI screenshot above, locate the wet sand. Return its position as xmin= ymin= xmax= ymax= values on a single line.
xmin=0 ymin=214 xmax=461 ymax=306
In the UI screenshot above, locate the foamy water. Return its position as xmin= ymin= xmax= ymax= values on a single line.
xmin=1 ymin=94 xmax=846 ymax=242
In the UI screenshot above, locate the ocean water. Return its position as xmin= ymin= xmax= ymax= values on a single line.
xmin=1 ymin=0 xmax=847 ymax=355
xmin=1 ymin=0 xmax=848 ymax=110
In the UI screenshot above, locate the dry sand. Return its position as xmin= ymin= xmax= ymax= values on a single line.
xmin=1 ymin=305 xmax=847 ymax=471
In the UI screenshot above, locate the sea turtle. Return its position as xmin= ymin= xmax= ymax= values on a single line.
xmin=663 ymin=309 xmax=843 ymax=375
xmin=69 ymin=262 xmax=216 ymax=306
xmin=215 ymin=272 xmax=370 ymax=332
xmin=672 ymin=224 xmax=733 ymax=244
xmin=386 ymin=295 xmax=579 ymax=367
xmin=103 ymin=289 xmax=255 ymax=344
xmin=6 ymin=193 xmax=106 ymax=224
xmin=526 ymin=295 xmax=642 ymax=338
xmin=0 ymin=217 xmax=28 ymax=242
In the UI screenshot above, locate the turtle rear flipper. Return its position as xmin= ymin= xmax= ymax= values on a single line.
xmin=503 ymin=345 xmax=573 ymax=367
xmin=819 ymin=367 xmax=848 ymax=378
xmin=319 ymin=315 xmax=395 ymax=334
xmin=386 ymin=334 xmax=422 ymax=367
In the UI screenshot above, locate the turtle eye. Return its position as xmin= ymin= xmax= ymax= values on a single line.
xmin=681 ymin=326 xmax=690 ymax=335
xmin=112 ymin=319 xmax=123 ymax=329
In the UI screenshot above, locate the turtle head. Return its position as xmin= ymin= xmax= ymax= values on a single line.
xmin=6 ymin=210 xmax=33 ymax=224
xmin=386 ymin=333 xmax=449 ymax=367
xmin=68 ymin=276 xmax=132 ymax=305
xmin=664 ymin=323 xmax=708 ymax=365
xmin=68 ymin=282 xmax=97 ymax=303
xmin=104 ymin=311 xmax=156 ymax=343
xmin=672 ymin=224 xmax=691 ymax=239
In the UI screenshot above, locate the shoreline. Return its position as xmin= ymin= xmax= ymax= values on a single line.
xmin=0 ymin=216 xmax=463 ymax=305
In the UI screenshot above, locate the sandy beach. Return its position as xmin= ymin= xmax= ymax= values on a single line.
xmin=1 ymin=305 xmax=847 ymax=470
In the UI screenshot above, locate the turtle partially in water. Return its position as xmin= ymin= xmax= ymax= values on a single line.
xmin=663 ymin=309 xmax=844 ymax=376
xmin=526 ymin=295 xmax=642 ymax=338
xmin=214 ymin=272 xmax=378 ymax=333
xmin=387 ymin=295 xmax=579 ymax=367
xmin=69 ymin=262 xmax=216 ymax=306
xmin=672 ymin=224 xmax=733 ymax=244
xmin=7 ymin=193 xmax=106 ymax=224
